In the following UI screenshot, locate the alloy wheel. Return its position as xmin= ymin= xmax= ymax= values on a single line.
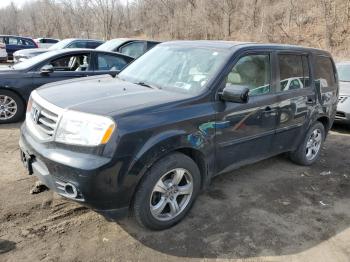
xmin=305 ymin=128 xmax=322 ymax=161
xmin=150 ymin=168 xmax=193 ymax=221
xmin=0 ymin=95 xmax=17 ymax=120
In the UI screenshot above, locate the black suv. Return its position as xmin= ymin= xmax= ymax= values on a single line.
xmin=19 ymin=41 xmax=338 ymax=230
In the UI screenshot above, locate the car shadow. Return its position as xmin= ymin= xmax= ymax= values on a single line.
xmin=0 ymin=239 xmax=16 ymax=254
xmin=0 ymin=122 xmax=22 ymax=130
xmin=332 ymin=122 xmax=350 ymax=134
xmin=117 ymin=135 xmax=350 ymax=259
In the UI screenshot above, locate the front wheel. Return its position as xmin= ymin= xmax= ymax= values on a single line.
xmin=0 ymin=90 xmax=25 ymax=124
xmin=289 ymin=121 xmax=325 ymax=166
xmin=133 ymin=152 xmax=201 ymax=230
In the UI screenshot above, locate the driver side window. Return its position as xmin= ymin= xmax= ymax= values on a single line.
xmin=226 ymin=54 xmax=271 ymax=96
xmin=44 ymin=53 xmax=90 ymax=72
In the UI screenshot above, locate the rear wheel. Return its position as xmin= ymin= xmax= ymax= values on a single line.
xmin=0 ymin=90 xmax=25 ymax=124
xmin=289 ymin=121 xmax=325 ymax=166
xmin=133 ymin=152 xmax=201 ymax=230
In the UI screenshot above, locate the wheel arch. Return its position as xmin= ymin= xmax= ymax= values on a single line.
xmin=316 ymin=115 xmax=330 ymax=136
xmin=0 ymin=86 xmax=27 ymax=107
xmin=127 ymin=133 xmax=213 ymax=210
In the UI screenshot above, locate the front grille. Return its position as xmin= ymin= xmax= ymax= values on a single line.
xmin=338 ymin=96 xmax=348 ymax=103
xmin=32 ymin=105 xmax=58 ymax=137
xmin=27 ymin=91 xmax=63 ymax=141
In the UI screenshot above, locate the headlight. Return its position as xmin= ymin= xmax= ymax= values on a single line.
xmin=55 ymin=110 xmax=116 ymax=146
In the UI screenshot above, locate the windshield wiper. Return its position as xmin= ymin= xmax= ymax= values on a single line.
xmin=134 ymin=81 xmax=161 ymax=89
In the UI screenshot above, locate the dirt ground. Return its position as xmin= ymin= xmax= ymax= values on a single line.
xmin=0 ymin=122 xmax=349 ymax=262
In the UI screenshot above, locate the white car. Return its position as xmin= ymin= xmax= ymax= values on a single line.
xmin=0 ymin=42 xmax=7 ymax=62
xmin=336 ymin=62 xmax=350 ymax=124
xmin=34 ymin=38 xmax=59 ymax=49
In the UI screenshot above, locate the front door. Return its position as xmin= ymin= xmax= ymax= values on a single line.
xmin=215 ymin=52 xmax=279 ymax=174
xmin=30 ymin=52 xmax=93 ymax=91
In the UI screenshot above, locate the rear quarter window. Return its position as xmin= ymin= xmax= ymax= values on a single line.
xmin=314 ymin=56 xmax=336 ymax=90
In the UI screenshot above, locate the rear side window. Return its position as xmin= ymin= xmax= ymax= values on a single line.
xmin=278 ymin=54 xmax=310 ymax=91
xmin=68 ymin=41 xmax=86 ymax=48
xmin=146 ymin=42 xmax=159 ymax=51
xmin=45 ymin=39 xmax=58 ymax=44
xmin=86 ymin=41 xmax=102 ymax=49
xmin=20 ymin=39 xmax=35 ymax=46
xmin=120 ymin=42 xmax=145 ymax=58
xmin=314 ymin=56 xmax=336 ymax=90
xmin=96 ymin=53 xmax=130 ymax=71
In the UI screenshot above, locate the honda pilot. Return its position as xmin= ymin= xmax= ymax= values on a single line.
xmin=19 ymin=41 xmax=338 ymax=230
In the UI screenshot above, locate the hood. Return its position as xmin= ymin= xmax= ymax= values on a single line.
xmin=14 ymin=48 xmax=48 ymax=56
xmin=339 ymin=81 xmax=350 ymax=96
xmin=36 ymin=75 xmax=190 ymax=116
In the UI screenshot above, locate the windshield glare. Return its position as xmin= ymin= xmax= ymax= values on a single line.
xmin=118 ymin=45 xmax=229 ymax=94
xmin=337 ymin=64 xmax=350 ymax=82
xmin=97 ymin=39 xmax=125 ymax=51
xmin=48 ymin=39 xmax=72 ymax=50
xmin=12 ymin=51 xmax=57 ymax=70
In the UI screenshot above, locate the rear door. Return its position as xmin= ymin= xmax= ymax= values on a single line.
xmin=215 ymin=51 xmax=279 ymax=174
xmin=30 ymin=52 xmax=92 ymax=91
xmin=314 ymin=55 xmax=338 ymax=121
xmin=272 ymin=52 xmax=315 ymax=153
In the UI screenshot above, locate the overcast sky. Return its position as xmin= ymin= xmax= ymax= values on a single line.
xmin=0 ymin=0 xmax=31 ymax=8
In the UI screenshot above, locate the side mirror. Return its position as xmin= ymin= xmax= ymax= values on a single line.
xmin=220 ymin=84 xmax=250 ymax=103
xmin=40 ymin=64 xmax=54 ymax=75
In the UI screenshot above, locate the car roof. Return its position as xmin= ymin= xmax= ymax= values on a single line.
xmin=106 ymin=38 xmax=160 ymax=42
xmin=62 ymin=38 xmax=104 ymax=43
xmin=0 ymin=35 xmax=34 ymax=40
xmin=47 ymin=48 xmax=133 ymax=59
xmin=162 ymin=40 xmax=330 ymax=54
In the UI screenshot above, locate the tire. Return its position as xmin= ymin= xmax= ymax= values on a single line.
xmin=133 ymin=152 xmax=201 ymax=230
xmin=0 ymin=89 xmax=25 ymax=124
xmin=289 ymin=121 xmax=325 ymax=166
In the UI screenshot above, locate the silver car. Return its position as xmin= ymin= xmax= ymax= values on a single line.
xmin=336 ymin=62 xmax=350 ymax=123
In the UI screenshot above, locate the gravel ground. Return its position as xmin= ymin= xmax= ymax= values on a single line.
xmin=0 ymin=121 xmax=350 ymax=262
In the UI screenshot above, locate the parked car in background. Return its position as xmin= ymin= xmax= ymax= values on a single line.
xmin=0 ymin=35 xmax=38 ymax=60
xmin=19 ymin=41 xmax=338 ymax=230
xmin=0 ymin=42 xmax=8 ymax=62
xmin=34 ymin=38 xmax=60 ymax=49
xmin=13 ymin=38 xmax=104 ymax=63
xmin=335 ymin=62 xmax=350 ymax=124
xmin=97 ymin=38 xmax=160 ymax=58
xmin=0 ymin=48 xmax=133 ymax=122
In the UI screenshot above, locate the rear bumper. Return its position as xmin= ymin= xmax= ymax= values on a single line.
xmin=19 ymin=123 xmax=135 ymax=219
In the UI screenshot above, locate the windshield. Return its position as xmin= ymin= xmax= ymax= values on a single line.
xmin=118 ymin=45 xmax=229 ymax=94
xmin=337 ymin=64 xmax=350 ymax=82
xmin=48 ymin=39 xmax=72 ymax=50
xmin=13 ymin=51 xmax=58 ymax=70
xmin=96 ymin=39 xmax=126 ymax=51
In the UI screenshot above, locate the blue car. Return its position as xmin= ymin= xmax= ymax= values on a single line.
xmin=0 ymin=35 xmax=38 ymax=60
